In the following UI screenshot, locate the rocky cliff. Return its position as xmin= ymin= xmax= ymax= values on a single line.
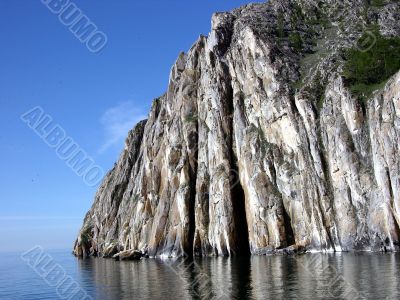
xmin=74 ymin=0 xmax=400 ymax=258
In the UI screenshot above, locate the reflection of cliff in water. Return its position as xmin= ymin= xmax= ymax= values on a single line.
xmin=76 ymin=253 xmax=400 ymax=299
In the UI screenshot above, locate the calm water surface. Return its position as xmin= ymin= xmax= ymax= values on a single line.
xmin=0 ymin=249 xmax=399 ymax=299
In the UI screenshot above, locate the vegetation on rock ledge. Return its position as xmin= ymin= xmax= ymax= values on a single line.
xmin=343 ymin=29 xmax=400 ymax=101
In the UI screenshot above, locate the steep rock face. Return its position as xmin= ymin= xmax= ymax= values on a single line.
xmin=74 ymin=0 xmax=400 ymax=257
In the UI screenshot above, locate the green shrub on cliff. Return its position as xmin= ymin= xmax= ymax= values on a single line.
xmin=369 ymin=0 xmax=386 ymax=7
xmin=343 ymin=29 xmax=400 ymax=101
xmin=289 ymin=32 xmax=303 ymax=50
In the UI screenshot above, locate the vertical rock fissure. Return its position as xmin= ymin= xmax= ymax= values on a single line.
xmin=225 ymin=66 xmax=250 ymax=255
xmin=282 ymin=204 xmax=295 ymax=246
xmin=315 ymin=118 xmax=336 ymax=249
xmin=231 ymin=170 xmax=251 ymax=255
xmin=187 ymin=133 xmax=198 ymax=257
xmin=186 ymin=178 xmax=196 ymax=257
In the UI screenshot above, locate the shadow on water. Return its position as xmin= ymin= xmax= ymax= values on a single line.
xmin=74 ymin=253 xmax=400 ymax=299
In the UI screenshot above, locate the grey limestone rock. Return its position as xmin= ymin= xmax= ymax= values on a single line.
xmin=74 ymin=0 xmax=400 ymax=258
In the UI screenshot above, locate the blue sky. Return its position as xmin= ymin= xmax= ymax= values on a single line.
xmin=0 ymin=0 xmax=263 ymax=252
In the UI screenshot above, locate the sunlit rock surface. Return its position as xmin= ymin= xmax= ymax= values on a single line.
xmin=74 ymin=0 xmax=400 ymax=257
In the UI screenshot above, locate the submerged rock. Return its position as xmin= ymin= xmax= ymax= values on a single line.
xmin=113 ymin=250 xmax=143 ymax=261
xmin=74 ymin=0 xmax=400 ymax=258
xmin=276 ymin=245 xmax=307 ymax=255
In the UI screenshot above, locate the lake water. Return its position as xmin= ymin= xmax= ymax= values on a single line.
xmin=0 ymin=249 xmax=399 ymax=299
